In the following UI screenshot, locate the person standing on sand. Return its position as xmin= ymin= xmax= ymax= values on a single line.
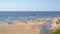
xmin=25 ymin=20 xmax=27 ymax=24
xmin=23 ymin=20 xmax=27 ymax=24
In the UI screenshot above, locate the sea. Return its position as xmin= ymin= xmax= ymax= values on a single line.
xmin=0 ymin=11 xmax=60 ymax=23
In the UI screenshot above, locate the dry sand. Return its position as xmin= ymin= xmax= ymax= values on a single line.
xmin=0 ymin=20 xmax=45 ymax=34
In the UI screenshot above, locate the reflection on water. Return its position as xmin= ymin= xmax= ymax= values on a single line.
xmin=40 ymin=20 xmax=52 ymax=34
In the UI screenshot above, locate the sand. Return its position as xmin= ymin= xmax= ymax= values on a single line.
xmin=0 ymin=20 xmax=45 ymax=34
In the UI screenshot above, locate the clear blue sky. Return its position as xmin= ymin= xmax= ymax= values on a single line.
xmin=0 ymin=0 xmax=60 ymax=11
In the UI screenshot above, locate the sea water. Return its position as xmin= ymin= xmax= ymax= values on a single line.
xmin=0 ymin=11 xmax=60 ymax=23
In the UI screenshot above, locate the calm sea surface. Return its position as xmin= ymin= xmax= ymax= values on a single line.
xmin=0 ymin=11 xmax=60 ymax=23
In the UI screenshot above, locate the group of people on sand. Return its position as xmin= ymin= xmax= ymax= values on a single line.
xmin=7 ymin=18 xmax=46 ymax=25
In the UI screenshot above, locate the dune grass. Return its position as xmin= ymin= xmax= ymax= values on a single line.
xmin=48 ymin=18 xmax=60 ymax=34
xmin=48 ymin=27 xmax=60 ymax=34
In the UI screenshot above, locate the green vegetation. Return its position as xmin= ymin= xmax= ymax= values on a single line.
xmin=48 ymin=27 xmax=60 ymax=34
xmin=56 ymin=18 xmax=60 ymax=24
xmin=48 ymin=18 xmax=60 ymax=34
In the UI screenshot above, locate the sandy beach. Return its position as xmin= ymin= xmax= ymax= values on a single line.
xmin=0 ymin=20 xmax=46 ymax=34
xmin=0 ymin=16 xmax=59 ymax=34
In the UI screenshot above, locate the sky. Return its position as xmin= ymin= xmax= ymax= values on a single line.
xmin=0 ymin=0 xmax=60 ymax=11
